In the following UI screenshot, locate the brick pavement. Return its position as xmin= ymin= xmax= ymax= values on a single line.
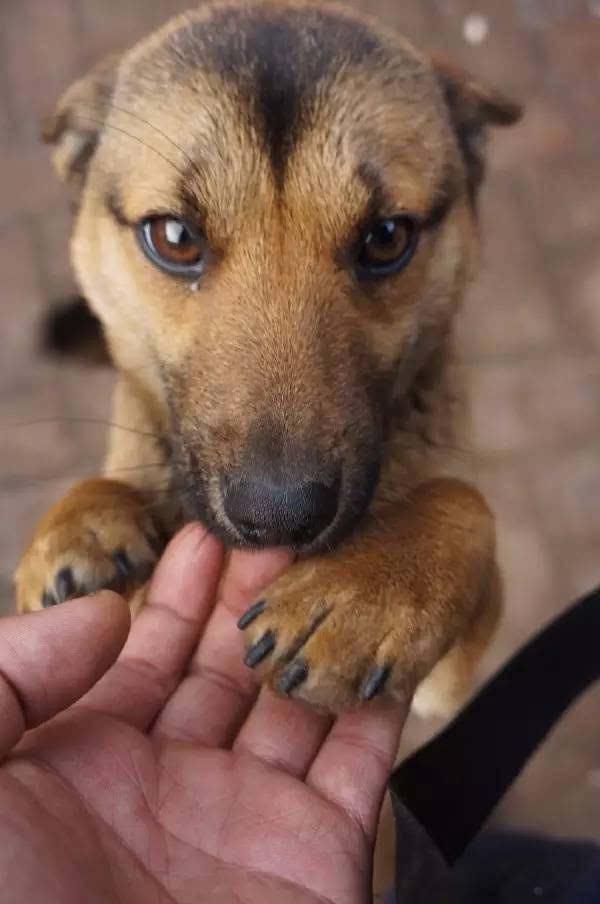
xmin=1 ymin=0 xmax=599 ymax=851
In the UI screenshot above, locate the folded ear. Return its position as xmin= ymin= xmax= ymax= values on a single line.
xmin=432 ymin=56 xmax=522 ymax=201
xmin=41 ymin=53 xmax=120 ymax=194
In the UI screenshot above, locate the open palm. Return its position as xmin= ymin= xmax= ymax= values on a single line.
xmin=0 ymin=525 xmax=406 ymax=904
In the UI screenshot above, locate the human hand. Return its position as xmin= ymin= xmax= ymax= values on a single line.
xmin=1 ymin=524 xmax=407 ymax=903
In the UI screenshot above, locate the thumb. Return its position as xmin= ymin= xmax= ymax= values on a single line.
xmin=0 ymin=591 xmax=130 ymax=757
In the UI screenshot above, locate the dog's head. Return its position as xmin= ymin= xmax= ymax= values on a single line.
xmin=44 ymin=1 xmax=520 ymax=552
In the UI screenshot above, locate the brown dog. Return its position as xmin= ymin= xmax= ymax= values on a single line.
xmin=15 ymin=0 xmax=520 ymax=714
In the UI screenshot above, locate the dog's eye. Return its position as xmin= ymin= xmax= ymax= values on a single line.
xmin=356 ymin=216 xmax=419 ymax=278
xmin=138 ymin=216 xmax=205 ymax=275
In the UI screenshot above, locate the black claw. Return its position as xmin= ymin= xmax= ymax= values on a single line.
xmin=277 ymin=659 xmax=308 ymax=695
xmin=237 ymin=599 xmax=266 ymax=630
xmin=244 ymin=630 xmax=276 ymax=668
xmin=113 ymin=549 xmax=134 ymax=579
xmin=55 ymin=567 xmax=76 ymax=602
xmin=285 ymin=606 xmax=332 ymax=660
xmin=41 ymin=589 xmax=58 ymax=608
xmin=361 ymin=665 xmax=391 ymax=701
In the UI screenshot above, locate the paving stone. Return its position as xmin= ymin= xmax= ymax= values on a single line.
xmin=425 ymin=0 xmax=541 ymax=91
xmin=0 ymin=146 xmax=64 ymax=230
xmin=0 ymin=85 xmax=14 ymax=151
xmin=514 ymin=0 xmax=591 ymax=30
xmin=55 ymin=363 xmax=116 ymax=466
xmin=467 ymin=354 xmax=600 ymax=456
xmin=551 ymin=241 xmax=600 ymax=355
xmin=538 ymin=13 xmax=600 ymax=155
xmin=489 ymin=91 xmax=579 ymax=174
xmin=76 ymin=0 xmax=193 ymax=66
xmin=517 ymin=155 xmax=600 ymax=254
xmin=356 ymin=0 xmax=435 ymax=40
xmin=0 ymin=379 xmax=85 ymax=482
xmin=528 ymin=443 xmax=600 ymax=542
xmin=552 ymin=535 xmax=600 ymax=604
xmin=0 ymin=0 xmax=82 ymax=145
xmin=457 ymin=173 xmax=564 ymax=361
xmin=30 ymin=200 xmax=77 ymax=300
xmin=0 ymin=219 xmax=46 ymax=387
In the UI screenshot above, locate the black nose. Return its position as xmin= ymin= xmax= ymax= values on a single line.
xmin=222 ymin=472 xmax=340 ymax=546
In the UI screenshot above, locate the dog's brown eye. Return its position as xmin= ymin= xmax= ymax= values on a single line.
xmin=138 ymin=216 xmax=205 ymax=276
xmin=356 ymin=216 xmax=419 ymax=278
xmin=149 ymin=218 xmax=201 ymax=264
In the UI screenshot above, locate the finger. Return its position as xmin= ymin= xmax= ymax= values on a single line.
xmin=306 ymin=699 xmax=409 ymax=842
xmin=152 ymin=547 xmax=293 ymax=746
xmin=80 ymin=523 xmax=224 ymax=728
xmin=0 ymin=592 xmax=129 ymax=757
xmin=232 ymin=686 xmax=332 ymax=777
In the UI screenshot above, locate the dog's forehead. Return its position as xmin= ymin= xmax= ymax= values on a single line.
xmin=167 ymin=5 xmax=380 ymax=174
xmin=109 ymin=3 xmax=451 ymax=229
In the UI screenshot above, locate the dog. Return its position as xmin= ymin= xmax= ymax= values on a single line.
xmin=14 ymin=0 xmax=520 ymax=714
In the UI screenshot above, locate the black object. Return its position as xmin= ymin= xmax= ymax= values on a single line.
xmin=42 ymin=295 xmax=111 ymax=365
xmin=451 ymin=832 xmax=600 ymax=903
xmin=389 ymin=584 xmax=600 ymax=900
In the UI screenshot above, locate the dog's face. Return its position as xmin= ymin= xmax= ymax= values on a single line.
xmin=45 ymin=1 xmax=519 ymax=552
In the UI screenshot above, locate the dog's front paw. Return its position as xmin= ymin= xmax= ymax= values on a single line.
xmin=15 ymin=479 xmax=164 ymax=612
xmin=237 ymin=556 xmax=426 ymax=712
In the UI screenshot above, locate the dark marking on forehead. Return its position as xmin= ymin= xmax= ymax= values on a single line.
xmin=166 ymin=5 xmax=387 ymax=183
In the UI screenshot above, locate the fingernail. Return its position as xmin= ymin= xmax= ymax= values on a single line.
xmin=277 ymin=659 xmax=308 ymax=695
xmin=244 ymin=630 xmax=276 ymax=668
xmin=361 ymin=665 xmax=391 ymax=701
xmin=180 ymin=521 xmax=208 ymax=546
xmin=167 ymin=523 xmax=209 ymax=562
xmin=237 ymin=599 xmax=266 ymax=630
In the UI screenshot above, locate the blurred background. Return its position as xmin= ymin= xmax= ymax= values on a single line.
xmin=1 ymin=0 xmax=599 ymax=853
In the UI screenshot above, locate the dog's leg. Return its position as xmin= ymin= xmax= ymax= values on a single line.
xmin=15 ymin=378 xmax=174 ymax=612
xmin=412 ymin=561 xmax=502 ymax=718
xmin=14 ymin=478 xmax=164 ymax=612
xmin=238 ymin=478 xmax=498 ymax=712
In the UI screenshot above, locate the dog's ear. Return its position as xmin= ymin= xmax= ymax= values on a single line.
xmin=41 ymin=54 xmax=120 ymax=193
xmin=432 ymin=56 xmax=522 ymax=200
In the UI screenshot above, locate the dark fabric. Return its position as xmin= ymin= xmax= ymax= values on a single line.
xmin=451 ymin=832 xmax=600 ymax=904
xmin=391 ymin=798 xmax=451 ymax=904
xmin=386 ymin=832 xmax=600 ymax=903
xmin=389 ymin=585 xmax=600 ymax=865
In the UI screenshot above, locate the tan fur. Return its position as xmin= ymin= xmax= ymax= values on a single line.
xmin=15 ymin=0 xmax=520 ymax=716
xmin=15 ymin=479 xmax=160 ymax=612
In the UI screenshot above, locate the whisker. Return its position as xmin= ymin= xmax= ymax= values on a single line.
xmin=79 ymin=99 xmax=204 ymax=185
xmin=0 ymin=461 xmax=176 ymax=488
xmin=72 ymin=115 xmax=188 ymax=181
xmin=135 ymin=486 xmax=191 ymax=516
xmin=7 ymin=416 xmax=164 ymax=440
xmin=0 ymin=478 xmax=188 ymax=511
